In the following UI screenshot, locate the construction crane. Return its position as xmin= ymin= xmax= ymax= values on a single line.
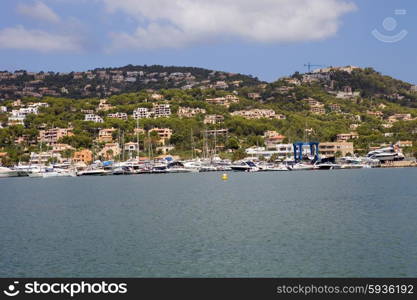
xmin=304 ymin=63 xmax=324 ymax=73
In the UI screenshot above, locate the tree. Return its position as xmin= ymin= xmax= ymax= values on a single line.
xmin=232 ymin=149 xmax=246 ymax=161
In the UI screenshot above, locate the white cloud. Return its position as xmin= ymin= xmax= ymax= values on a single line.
xmin=17 ymin=1 xmax=60 ymax=23
xmin=0 ymin=26 xmax=83 ymax=53
xmin=103 ymin=0 xmax=356 ymax=50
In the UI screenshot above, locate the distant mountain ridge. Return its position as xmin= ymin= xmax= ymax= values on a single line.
xmin=0 ymin=65 xmax=262 ymax=100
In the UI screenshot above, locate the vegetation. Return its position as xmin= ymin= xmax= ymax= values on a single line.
xmin=1 ymin=66 xmax=417 ymax=164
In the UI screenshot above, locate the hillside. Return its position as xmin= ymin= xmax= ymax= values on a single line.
xmin=0 ymin=65 xmax=417 ymax=165
xmin=0 ymin=65 xmax=262 ymax=99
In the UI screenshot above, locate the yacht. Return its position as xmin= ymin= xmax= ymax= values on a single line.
xmin=230 ymin=161 xmax=259 ymax=172
xmin=287 ymin=163 xmax=315 ymax=171
xmin=77 ymin=168 xmax=110 ymax=176
xmin=0 ymin=167 xmax=20 ymax=178
xmin=314 ymin=162 xmax=342 ymax=170
xmin=257 ymin=162 xmax=290 ymax=171
xmin=367 ymin=146 xmax=404 ymax=162
xmin=42 ymin=169 xmax=77 ymax=178
xmin=166 ymin=161 xmax=199 ymax=173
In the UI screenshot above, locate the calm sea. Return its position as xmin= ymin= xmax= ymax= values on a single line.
xmin=1 ymin=168 xmax=416 ymax=277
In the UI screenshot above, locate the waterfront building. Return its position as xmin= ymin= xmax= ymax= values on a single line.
xmin=73 ymin=149 xmax=93 ymax=164
xmin=29 ymin=151 xmax=62 ymax=164
xmin=245 ymin=144 xmax=293 ymax=159
xmin=319 ymin=142 xmax=354 ymax=157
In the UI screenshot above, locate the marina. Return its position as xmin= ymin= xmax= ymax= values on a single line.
xmin=1 ymin=144 xmax=415 ymax=178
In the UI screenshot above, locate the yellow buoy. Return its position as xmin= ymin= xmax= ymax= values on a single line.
xmin=221 ymin=173 xmax=228 ymax=180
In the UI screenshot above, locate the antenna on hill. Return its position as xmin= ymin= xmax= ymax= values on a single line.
xmin=304 ymin=63 xmax=324 ymax=73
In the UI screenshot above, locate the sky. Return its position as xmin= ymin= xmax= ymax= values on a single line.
xmin=0 ymin=0 xmax=416 ymax=83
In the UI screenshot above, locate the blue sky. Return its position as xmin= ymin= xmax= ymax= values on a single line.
xmin=0 ymin=0 xmax=416 ymax=83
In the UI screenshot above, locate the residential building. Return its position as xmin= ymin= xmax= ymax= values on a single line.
xmin=387 ymin=114 xmax=413 ymax=123
xmin=52 ymin=143 xmax=75 ymax=153
xmin=151 ymin=93 xmax=164 ymax=100
xmin=149 ymin=128 xmax=173 ymax=145
xmin=134 ymin=128 xmax=146 ymax=135
xmin=329 ymin=103 xmax=341 ymax=112
xmin=310 ymin=105 xmax=325 ymax=115
xmin=39 ymin=128 xmax=74 ymax=145
xmin=81 ymin=109 xmax=94 ymax=114
xmin=0 ymin=106 xmax=7 ymax=113
xmin=29 ymin=151 xmax=62 ymax=164
xmin=84 ymin=114 xmax=104 ymax=123
xmin=214 ymin=81 xmax=228 ymax=89
xmin=178 ymin=107 xmax=206 ymax=118
xmin=97 ymin=99 xmax=113 ymax=111
xmin=231 ymin=109 xmax=284 ymax=120
xmin=304 ymin=98 xmax=321 ymax=106
xmin=107 ymin=112 xmax=128 ymax=120
xmin=133 ymin=107 xmax=151 ymax=119
xmin=204 ymin=115 xmax=224 ymax=125
xmin=152 ymin=104 xmax=171 ymax=118
xmin=156 ymin=145 xmax=175 ymax=155
xmin=73 ymin=149 xmax=93 ymax=164
xmin=204 ymin=129 xmax=228 ymax=136
xmin=14 ymin=135 xmax=37 ymax=145
xmin=247 ymin=93 xmax=261 ymax=100
xmin=335 ymin=87 xmax=361 ymax=99
xmin=319 ymin=142 xmax=354 ymax=157
xmin=366 ymin=111 xmax=383 ymax=119
xmin=246 ymin=144 xmax=293 ymax=159
xmin=124 ymin=142 xmax=139 ymax=153
xmin=396 ymin=141 xmax=413 ymax=148
xmin=205 ymin=95 xmax=239 ymax=107
xmin=98 ymin=128 xmax=116 ymax=143
xmin=264 ymin=131 xmax=286 ymax=149
xmin=336 ymin=132 xmax=359 ymax=142
xmin=98 ymin=143 xmax=121 ymax=160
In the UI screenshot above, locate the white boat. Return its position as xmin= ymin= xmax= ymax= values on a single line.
xmin=0 ymin=167 xmax=20 ymax=178
xmin=42 ymin=171 xmax=76 ymax=178
xmin=314 ymin=163 xmax=342 ymax=170
xmin=257 ymin=163 xmax=289 ymax=171
xmin=167 ymin=161 xmax=198 ymax=173
xmin=230 ymin=161 xmax=259 ymax=172
xmin=77 ymin=169 xmax=110 ymax=176
xmin=288 ymin=163 xmax=314 ymax=171
xmin=367 ymin=146 xmax=405 ymax=162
